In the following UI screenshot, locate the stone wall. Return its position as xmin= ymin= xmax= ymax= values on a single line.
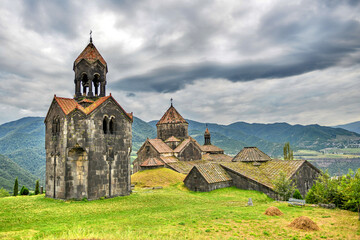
xmin=184 ymin=168 xmax=232 ymax=192
xmin=177 ymin=141 xmax=202 ymax=161
xmin=157 ymin=123 xmax=188 ymax=141
xmin=291 ymin=161 xmax=320 ymax=197
xmin=45 ymin=98 xmax=132 ymax=200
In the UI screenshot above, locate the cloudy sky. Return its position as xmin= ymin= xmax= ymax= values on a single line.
xmin=1 ymin=0 xmax=360 ymax=126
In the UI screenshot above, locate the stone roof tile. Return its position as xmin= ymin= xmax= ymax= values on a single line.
xmin=232 ymin=147 xmax=272 ymax=162
xmin=194 ymin=163 xmax=232 ymax=184
xmin=156 ymin=105 xmax=187 ymax=125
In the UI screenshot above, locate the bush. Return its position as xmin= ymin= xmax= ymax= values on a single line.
xmin=293 ymin=189 xmax=303 ymax=200
xmin=0 ymin=188 xmax=10 ymax=198
xmin=20 ymin=186 xmax=29 ymax=195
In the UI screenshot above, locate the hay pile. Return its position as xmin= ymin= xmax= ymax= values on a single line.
xmin=289 ymin=216 xmax=320 ymax=231
xmin=264 ymin=206 xmax=283 ymax=216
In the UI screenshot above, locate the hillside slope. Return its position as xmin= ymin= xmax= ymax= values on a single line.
xmin=0 ymin=154 xmax=37 ymax=192
xmin=336 ymin=121 xmax=360 ymax=134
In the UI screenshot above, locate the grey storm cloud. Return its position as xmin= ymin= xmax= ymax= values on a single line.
xmin=0 ymin=0 xmax=360 ymax=125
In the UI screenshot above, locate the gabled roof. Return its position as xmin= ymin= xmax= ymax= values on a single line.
xmin=232 ymin=147 xmax=272 ymax=162
xmin=45 ymin=95 xmax=133 ymax=122
xmin=74 ymin=43 xmax=107 ymax=70
xmin=165 ymin=136 xmax=181 ymax=142
xmin=201 ymin=145 xmax=224 ymax=153
xmin=140 ymin=157 xmax=165 ymax=167
xmin=173 ymin=137 xmax=202 ymax=153
xmin=221 ymin=160 xmax=306 ymax=189
xmin=148 ymin=139 xmax=173 ymax=153
xmin=190 ymin=163 xmax=232 ymax=184
xmin=156 ymin=105 xmax=188 ymax=125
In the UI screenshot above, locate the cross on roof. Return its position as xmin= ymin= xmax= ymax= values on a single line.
xmin=90 ymin=30 xmax=93 ymax=43
xmin=170 ymin=98 xmax=173 ymax=107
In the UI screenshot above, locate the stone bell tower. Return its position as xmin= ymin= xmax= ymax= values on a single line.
xmin=44 ymin=36 xmax=133 ymax=200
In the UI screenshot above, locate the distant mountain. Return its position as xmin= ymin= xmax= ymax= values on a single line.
xmin=0 ymin=154 xmax=37 ymax=192
xmin=335 ymin=121 xmax=360 ymax=134
xmin=0 ymin=117 xmax=45 ymax=183
xmin=1 ymin=116 xmax=360 ymax=191
xmin=149 ymin=119 xmax=360 ymax=155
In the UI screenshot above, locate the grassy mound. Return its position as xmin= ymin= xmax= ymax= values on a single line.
xmin=264 ymin=206 xmax=283 ymax=216
xmin=131 ymin=168 xmax=185 ymax=187
xmin=289 ymin=216 xmax=320 ymax=231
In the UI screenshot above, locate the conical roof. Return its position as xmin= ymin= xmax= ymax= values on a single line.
xmin=156 ymin=105 xmax=187 ymax=125
xmin=205 ymin=128 xmax=210 ymax=135
xmin=232 ymin=147 xmax=272 ymax=162
xmin=74 ymin=42 xmax=107 ymax=70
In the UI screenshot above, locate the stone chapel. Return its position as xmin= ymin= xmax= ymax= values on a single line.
xmin=44 ymin=37 xmax=133 ymax=200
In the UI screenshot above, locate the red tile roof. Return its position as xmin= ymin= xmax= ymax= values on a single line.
xmin=140 ymin=157 xmax=165 ymax=167
xmin=50 ymin=95 xmax=132 ymax=121
xmin=201 ymin=144 xmax=224 ymax=153
xmin=157 ymin=105 xmax=188 ymax=125
xmin=148 ymin=139 xmax=173 ymax=153
xmin=74 ymin=43 xmax=107 ymax=69
xmin=160 ymin=156 xmax=178 ymax=163
xmin=232 ymin=147 xmax=272 ymax=162
xmin=173 ymin=137 xmax=202 ymax=153
xmin=165 ymin=136 xmax=181 ymax=142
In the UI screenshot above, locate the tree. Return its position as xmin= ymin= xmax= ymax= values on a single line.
xmin=13 ymin=178 xmax=18 ymax=196
xmin=35 ymin=180 xmax=40 ymax=195
xmin=283 ymin=142 xmax=294 ymax=160
xmin=0 ymin=188 xmax=10 ymax=198
xmin=342 ymin=169 xmax=360 ymax=221
xmin=293 ymin=189 xmax=303 ymax=200
xmin=273 ymin=171 xmax=296 ymax=201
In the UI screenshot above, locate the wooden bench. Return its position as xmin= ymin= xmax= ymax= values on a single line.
xmin=288 ymin=198 xmax=305 ymax=207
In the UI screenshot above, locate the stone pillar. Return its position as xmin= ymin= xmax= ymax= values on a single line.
xmin=87 ymin=78 xmax=94 ymax=97
xmin=75 ymin=79 xmax=81 ymax=97
xmin=100 ymin=81 xmax=106 ymax=97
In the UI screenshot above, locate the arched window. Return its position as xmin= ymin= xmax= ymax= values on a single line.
xmin=103 ymin=116 xmax=108 ymax=134
xmin=81 ymin=73 xmax=89 ymax=95
xmin=109 ymin=117 xmax=115 ymax=134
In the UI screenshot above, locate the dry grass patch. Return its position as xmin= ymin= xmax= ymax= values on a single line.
xmin=131 ymin=168 xmax=185 ymax=188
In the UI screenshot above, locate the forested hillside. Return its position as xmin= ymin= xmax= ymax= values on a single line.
xmin=1 ymin=116 xmax=360 ymax=191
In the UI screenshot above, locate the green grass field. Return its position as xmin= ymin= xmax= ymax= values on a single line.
xmin=1 ymin=170 xmax=360 ymax=239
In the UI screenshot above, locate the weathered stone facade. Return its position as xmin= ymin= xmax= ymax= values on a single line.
xmin=45 ymin=40 xmax=132 ymax=200
xmin=184 ymin=167 xmax=232 ymax=192
xmin=184 ymin=147 xmax=321 ymax=199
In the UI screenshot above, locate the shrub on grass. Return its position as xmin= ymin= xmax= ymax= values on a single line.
xmin=0 ymin=188 xmax=10 ymax=198
xmin=13 ymin=178 xmax=18 ymax=196
xmin=35 ymin=180 xmax=40 ymax=195
xmin=20 ymin=186 xmax=29 ymax=195
xmin=293 ymin=189 xmax=303 ymax=199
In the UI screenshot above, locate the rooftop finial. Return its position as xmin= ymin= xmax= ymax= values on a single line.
xmin=90 ymin=30 xmax=93 ymax=43
xmin=170 ymin=98 xmax=173 ymax=107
